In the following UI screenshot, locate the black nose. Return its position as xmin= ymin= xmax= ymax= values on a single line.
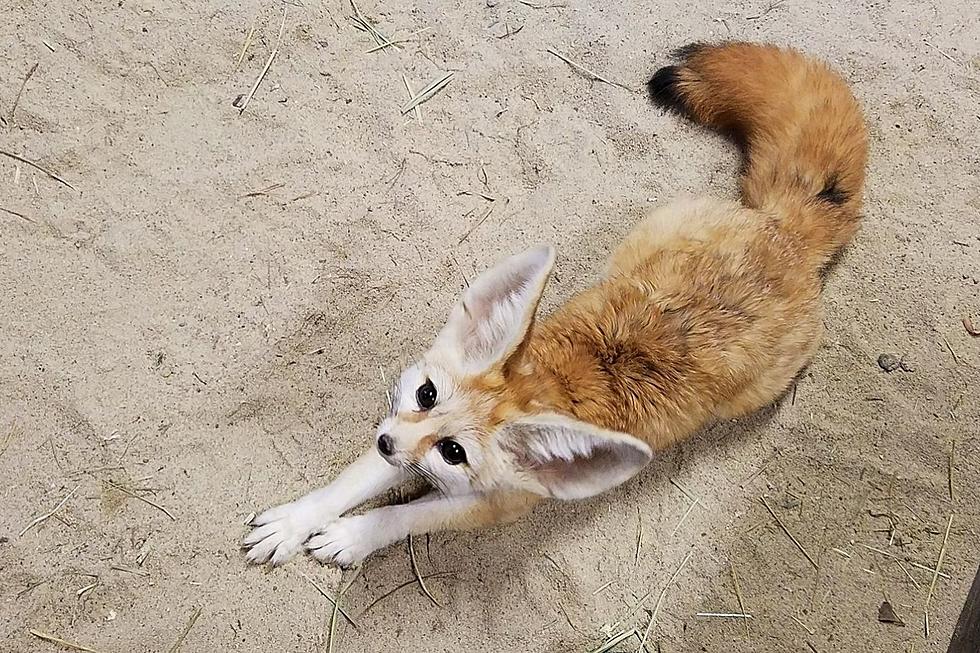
xmin=377 ymin=433 xmax=395 ymax=457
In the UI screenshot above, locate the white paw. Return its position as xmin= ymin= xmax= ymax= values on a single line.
xmin=243 ymin=501 xmax=323 ymax=566
xmin=307 ymin=516 xmax=380 ymax=568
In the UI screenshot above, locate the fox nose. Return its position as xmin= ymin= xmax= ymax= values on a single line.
xmin=377 ymin=433 xmax=395 ymax=457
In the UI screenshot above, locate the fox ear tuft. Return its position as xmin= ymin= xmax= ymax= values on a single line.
xmin=435 ymin=245 xmax=555 ymax=374
xmin=498 ymin=413 xmax=652 ymax=499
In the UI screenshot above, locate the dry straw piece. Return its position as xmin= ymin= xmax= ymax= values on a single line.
xmin=238 ymin=6 xmax=287 ymax=115
xmin=400 ymin=72 xmax=454 ymax=115
xmin=29 ymin=630 xmax=103 ymax=653
xmin=923 ymin=514 xmax=954 ymax=638
xmin=20 ymin=486 xmax=80 ymax=536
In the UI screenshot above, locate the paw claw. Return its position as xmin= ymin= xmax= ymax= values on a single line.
xmin=306 ymin=516 xmax=378 ymax=568
xmin=241 ymin=500 xmax=323 ymax=567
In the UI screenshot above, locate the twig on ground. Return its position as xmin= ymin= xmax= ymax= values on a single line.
xmin=671 ymin=499 xmax=699 ymax=537
xmin=297 ymin=571 xmax=360 ymax=629
xmin=589 ymin=628 xmax=637 ymax=653
xmin=948 ymin=440 xmax=956 ymax=502
xmin=357 ymin=571 xmax=455 ymax=617
xmin=400 ymin=72 xmax=454 ymax=114
xmin=166 ymin=607 xmax=202 ymax=653
xmin=860 ymin=544 xmax=950 ymax=579
xmin=760 ymin=496 xmax=818 ymax=569
xmin=627 ymin=551 xmax=695 ymax=648
xmin=238 ymin=6 xmax=287 ymax=115
xmin=922 ymin=40 xmax=959 ymax=64
xmin=9 ymin=62 xmax=39 ymax=124
xmin=648 ymin=552 xmax=694 ymax=632
xmin=235 ymin=22 xmax=257 ymax=72
xmin=241 ymin=182 xmax=285 ymax=198
xmin=745 ymin=0 xmax=786 ymax=20
xmin=457 ymin=204 xmax=495 ymax=245
xmin=350 ymin=0 xmax=398 ymax=51
xmin=409 ymin=534 xmax=440 ymax=606
xmin=104 ymin=479 xmax=176 ymax=521
xmin=402 ymin=75 xmax=421 ymax=125
xmin=20 ymin=486 xmax=80 ymax=536
xmin=730 ymin=561 xmax=750 ymax=636
xmin=634 ymin=506 xmax=642 ymax=564
xmin=791 ymin=614 xmax=815 ymax=635
xmin=942 ymin=336 xmax=960 ymax=365
xmin=519 ymin=0 xmax=567 ymax=7
xmin=0 ymin=149 xmax=77 ymax=191
xmin=592 ymin=580 xmax=615 ymax=596
xmin=29 ymin=630 xmax=103 ymax=653
xmin=0 ymin=205 xmax=36 ymax=223
xmin=327 ymin=571 xmax=359 ymax=653
xmin=923 ymin=514 xmax=954 ymax=638
xmin=546 ymin=48 xmax=631 ymax=90
xmin=895 ymin=561 xmax=921 ymax=589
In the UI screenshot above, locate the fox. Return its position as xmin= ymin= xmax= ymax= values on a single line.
xmin=244 ymin=42 xmax=868 ymax=568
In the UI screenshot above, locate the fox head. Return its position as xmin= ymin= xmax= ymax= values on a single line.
xmin=375 ymin=246 xmax=652 ymax=500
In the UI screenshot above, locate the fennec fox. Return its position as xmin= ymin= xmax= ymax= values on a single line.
xmin=244 ymin=42 xmax=867 ymax=567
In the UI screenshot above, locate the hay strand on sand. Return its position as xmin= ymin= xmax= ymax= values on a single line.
xmin=402 ymin=75 xmax=422 ymax=125
xmin=634 ymin=506 xmax=642 ymax=564
xmin=238 ymin=6 xmax=287 ymax=115
xmin=546 ymin=48 xmax=630 ymax=90
xmin=298 ymin=571 xmax=360 ymax=629
xmin=400 ymin=72 xmax=454 ymax=114
xmin=648 ymin=552 xmax=694 ymax=630
xmin=589 ymin=628 xmax=637 ymax=653
xmin=104 ymin=480 xmax=175 ymax=521
xmin=20 ymin=485 xmax=80 ymax=536
xmin=760 ymin=496 xmax=818 ymax=569
xmin=671 ymin=499 xmax=699 ymax=536
xmin=166 ymin=607 xmax=202 ymax=653
xmin=1 ymin=205 xmax=36 ymax=223
xmin=923 ymin=514 xmax=954 ymax=638
xmin=326 ymin=571 xmax=359 ymax=653
xmin=9 ymin=62 xmax=39 ymax=124
xmin=0 ymin=149 xmax=77 ymax=191
xmin=948 ymin=440 xmax=956 ymax=502
xmin=358 ymin=571 xmax=455 ymax=617
xmin=29 ymin=630 xmax=103 ymax=653
xmin=409 ymin=534 xmax=441 ymax=606
xmin=860 ymin=544 xmax=950 ymax=579
xmin=457 ymin=204 xmax=494 ymax=245
xmin=730 ymin=561 xmax=750 ymax=636
xmin=234 ymin=22 xmax=257 ymax=72
xmin=349 ymin=0 xmax=399 ymax=51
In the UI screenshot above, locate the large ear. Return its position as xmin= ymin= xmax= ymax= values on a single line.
xmin=434 ymin=245 xmax=555 ymax=374
xmin=499 ymin=413 xmax=652 ymax=500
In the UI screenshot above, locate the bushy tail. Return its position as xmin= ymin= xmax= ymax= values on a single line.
xmin=648 ymin=42 xmax=868 ymax=268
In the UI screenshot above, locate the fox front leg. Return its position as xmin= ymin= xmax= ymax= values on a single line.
xmin=244 ymin=448 xmax=410 ymax=566
xmin=307 ymin=490 xmax=539 ymax=567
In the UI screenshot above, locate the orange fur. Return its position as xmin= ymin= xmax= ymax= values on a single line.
xmin=451 ymin=43 xmax=868 ymax=527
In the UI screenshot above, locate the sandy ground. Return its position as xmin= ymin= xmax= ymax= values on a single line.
xmin=1 ymin=0 xmax=978 ymax=651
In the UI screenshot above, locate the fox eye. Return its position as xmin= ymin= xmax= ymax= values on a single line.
xmin=437 ymin=439 xmax=467 ymax=465
xmin=416 ymin=379 xmax=437 ymax=410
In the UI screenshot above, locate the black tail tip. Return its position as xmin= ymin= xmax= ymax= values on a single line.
xmin=647 ymin=65 xmax=688 ymax=114
xmin=672 ymin=41 xmax=709 ymax=60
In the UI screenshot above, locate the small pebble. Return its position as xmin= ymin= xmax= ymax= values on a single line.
xmin=877 ymin=353 xmax=903 ymax=372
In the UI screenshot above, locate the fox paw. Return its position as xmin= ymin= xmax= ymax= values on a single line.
xmin=307 ymin=516 xmax=380 ymax=568
xmin=243 ymin=501 xmax=322 ymax=566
